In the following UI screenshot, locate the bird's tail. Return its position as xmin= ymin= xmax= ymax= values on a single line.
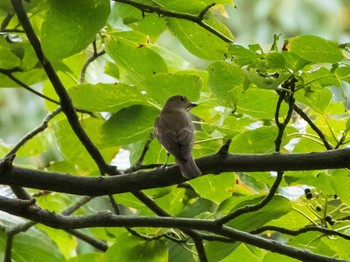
xmin=176 ymin=157 xmax=202 ymax=179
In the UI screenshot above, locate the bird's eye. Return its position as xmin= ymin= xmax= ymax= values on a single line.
xmin=181 ymin=96 xmax=186 ymax=101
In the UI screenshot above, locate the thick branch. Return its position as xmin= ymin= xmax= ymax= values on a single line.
xmin=1 ymin=149 xmax=350 ymax=196
xmin=0 ymin=198 xmax=343 ymax=262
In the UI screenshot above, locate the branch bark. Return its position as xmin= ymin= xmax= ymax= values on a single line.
xmin=1 ymin=149 xmax=350 ymax=196
xmin=0 ymin=196 xmax=344 ymax=262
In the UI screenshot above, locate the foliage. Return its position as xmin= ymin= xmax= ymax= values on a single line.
xmin=1 ymin=0 xmax=350 ymax=261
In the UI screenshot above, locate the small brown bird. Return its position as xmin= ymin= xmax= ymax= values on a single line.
xmin=154 ymin=95 xmax=202 ymax=179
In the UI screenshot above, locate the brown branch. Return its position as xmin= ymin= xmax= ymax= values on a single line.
xmin=275 ymin=78 xmax=296 ymax=152
xmin=114 ymin=0 xmax=234 ymax=43
xmin=250 ymin=225 xmax=350 ymax=241
xmin=1 ymin=148 xmax=350 ymax=196
xmin=80 ymin=40 xmax=106 ymax=84
xmin=5 ymin=196 xmax=100 ymax=260
xmin=0 ymin=68 xmax=95 ymax=115
xmin=293 ymin=104 xmax=333 ymax=150
xmin=10 ymin=0 xmax=112 ymax=175
xmin=0 ymin=197 xmax=343 ymax=262
xmin=126 ymin=133 xmax=155 ymax=173
xmin=216 ymin=171 xmax=284 ymax=225
xmin=0 ymin=68 xmax=61 ymax=105
xmin=65 ymin=229 xmax=108 ymax=251
xmin=1 ymin=13 xmax=14 ymax=31
xmin=5 ymin=107 xmax=62 ymax=158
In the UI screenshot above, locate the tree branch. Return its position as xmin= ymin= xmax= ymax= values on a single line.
xmin=1 ymin=13 xmax=14 ymax=32
xmin=10 ymin=0 xmax=112 ymax=175
xmin=1 ymin=148 xmax=350 ymax=196
xmin=0 ymin=197 xmax=343 ymax=262
xmin=5 ymin=196 xmax=97 ymax=260
xmin=0 ymin=68 xmax=95 ymax=115
xmin=216 ymin=171 xmax=284 ymax=225
xmin=293 ymin=104 xmax=333 ymax=150
xmin=250 ymin=225 xmax=350 ymax=241
xmin=0 ymin=68 xmax=61 ymax=105
xmin=5 ymin=107 xmax=62 ymax=158
xmin=79 ymin=40 xmax=106 ymax=84
xmin=114 ymin=0 xmax=234 ymax=43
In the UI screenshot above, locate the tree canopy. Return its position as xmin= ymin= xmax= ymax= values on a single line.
xmin=1 ymin=0 xmax=350 ymax=261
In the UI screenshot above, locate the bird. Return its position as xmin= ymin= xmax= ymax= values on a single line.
xmin=154 ymin=95 xmax=202 ymax=179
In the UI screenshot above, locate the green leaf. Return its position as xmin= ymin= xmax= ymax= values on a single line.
xmin=222 ymin=244 xmax=265 ymax=262
xmin=106 ymin=32 xmax=168 ymax=81
xmin=167 ymin=18 xmax=231 ymax=60
xmin=115 ymin=2 xmax=167 ymax=41
xmin=244 ymin=69 xmax=290 ymax=90
xmin=0 ymin=229 xmax=65 ymax=262
xmin=143 ymin=73 xmax=201 ymax=105
xmin=208 ymin=61 xmax=245 ymax=108
xmin=282 ymin=52 xmax=310 ymax=71
xmin=302 ymin=67 xmax=339 ymax=89
xmin=237 ymin=88 xmax=287 ymax=119
xmin=52 ymin=117 xmax=114 ymax=173
xmin=285 ymin=35 xmax=343 ymax=63
xmin=295 ymin=87 xmax=332 ymax=114
xmin=331 ymin=169 xmax=350 ymax=205
xmin=190 ymin=173 xmax=235 ymax=204
xmin=205 ymin=241 xmax=239 ymax=262
xmin=167 ymin=241 xmax=195 ymax=262
xmin=262 ymin=252 xmax=299 ymax=262
xmin=41 ymin=0 xmax=110 ymax=60
xmin=228 ymin=44 xmax=258 ymax=66
xmin=69 ymin=83 xmax=148 ymax=112
xmin=16 ymin=132 xmax=49 ymax=157
xmin=101 ymin=105 xmax=159 ymax=147
xmin=335 ymin=66 xmax=350 ymax=82
xmin=218 ymin=195 xmax=291 ymax=231
xmin=67 ymin=253 xmax=103 ymax=262
xmin=230 ymin=127 xmax=279 ymax=153
xmin=103 ymin=232 xmax=167 ymax=262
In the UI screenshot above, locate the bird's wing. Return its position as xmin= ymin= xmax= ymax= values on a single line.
xmin=155 ymin=114 xmax=194 ymax=160
xmin=164 ymin=126 xmax=193 ymax=160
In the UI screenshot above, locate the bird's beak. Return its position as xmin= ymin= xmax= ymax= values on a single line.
xmin=190 ymin=102 xmax=198 ymax=108
xmin=187 ymin=102 xmax=198 ymax=111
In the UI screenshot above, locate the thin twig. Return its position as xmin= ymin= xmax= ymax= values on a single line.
xmin=66 ymin=229 xmax=108 ymax=251
xmin=274 ymin=78 xmax=296 ymax=152
xmin=5 ymin=107 xmax=62 ymax=158
xmin=189 ymin=232 xmax=208 ymax=262
xmin=0 ymin=68 xmax=94 ymax=115
xmin=216 ymin=170 xmax=284 ymax=225
xmin=80 ymin=40 xmax=106 ymax=84
xmin=0 ymin=68 xmax=61 ymax=105
xmin=217 ymin=139 xmax=232 ymax=156
xmin=217 ymin=80 xmax=296 ymax=225
xmin=1 ymin=13 xmax=14 ymax=31
xmin=114 ymin=0 xmax=234 ymax=43
xmin=250 ymin=225 xmax=350 ymax=240
xmin=126 ymin=133 xmax=155 ymax=173
xmin=293 ymin=104 xmax=333 ymax=150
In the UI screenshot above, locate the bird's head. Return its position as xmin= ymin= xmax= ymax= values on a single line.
xmin=163 ymin=95 xmax=198 ymax=111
